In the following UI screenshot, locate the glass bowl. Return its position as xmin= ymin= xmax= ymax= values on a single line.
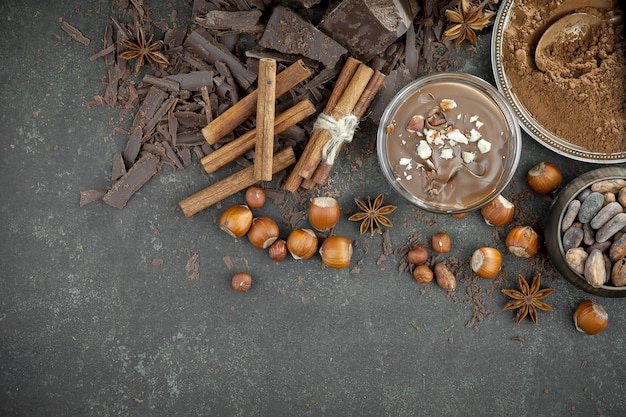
xmin=491 ymin=0 xmax=626 ymax=163
xmin=545 ymin=167 xmax=626 ymax=297
xmin=376 ymin=72 xmax=522 ymax=214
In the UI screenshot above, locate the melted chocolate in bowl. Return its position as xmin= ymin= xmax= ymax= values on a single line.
xmin=377 ymin=74 xmax=521 ymax=212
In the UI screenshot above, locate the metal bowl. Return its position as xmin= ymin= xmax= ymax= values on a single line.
xmin=491 ymin=0 xmax=626 ymax=163
xmin=376 ymin=72 xmax=522 ymax=214
xmin=545 ymin=167 xmax=626 ymax=297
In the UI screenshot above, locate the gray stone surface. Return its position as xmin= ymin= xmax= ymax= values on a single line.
xmin=1 ymin=1 xmax=625 ymax=416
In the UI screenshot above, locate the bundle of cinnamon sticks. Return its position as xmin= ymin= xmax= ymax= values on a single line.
xmin=284 ymin=57 xmax=386 ymax=192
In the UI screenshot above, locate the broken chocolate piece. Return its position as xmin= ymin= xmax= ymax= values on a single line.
xmin=193 ymin=10 xmax=264 ymax=34
xmin=319 ymin=0 xmax=420 ymax=61
xmin=111 ymin=152 xmax=126 ymax=181
xmin=103 ymin=153 xmax=160 ymax=209
xmin=79 ymin=189 xmax=106 ymax=207
xmin=132 ymin=87 xmax=168 ymax=130
xmin=166 ymin=71 xmax=213 ymax=91
xmin=259 ymin=6 xmax=347 ymax=68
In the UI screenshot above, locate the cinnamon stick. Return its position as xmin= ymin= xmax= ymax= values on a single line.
xmin=201 ymin=59 xmax=311 ymax=145
xmin=254 ymin=58 xmax=277 ymax=181
xmin=307 ymin=70 xmax=387 ymax=187
xmin=201 ymin=99 xmax=315 ymax=174
xmin=283 ymin=61 xmax=374 ymax=192
xmin=179 ymin=147 xmax=296 ymax=217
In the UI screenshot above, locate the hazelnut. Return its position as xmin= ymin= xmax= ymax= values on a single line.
xmin=308 ymin=196 xmax=340 ymax=232
xmin=434 ymin=262 xmax=456 ymax=291
xmin=506 ymin=226 xmax=540 ymax=258
xmin=287 ymin=228 xmax=318 ymax=260
xmin=268 ymin=239 xmax=288 ymax=262
xmin=431 ymin=232 xmax=451 ymax=253
xmin=527 ymin=161 xmax=562 ymax=195
xmin=406 ymin=115 xmax=425 ymax=133
xmin=413 ymin=264 xmax=434 ymax=284
xmin=573 ymin=300 xmax=608 ymax=335
xmin=481 ymin=194 xmax=515 ymax=227
xmin=439 ymin=98 xmax=457 ymax=111
xmin=231 ymin=272 xmax=252 ymax=292
xmin=219 ymin=204 xmax=253 ymax=238
xmin=319 ymin=236 xmax=353 ymax=269
xmin=407 ymin=245 xmax=429 ymax=265
xmin=426 ymin=108 xmax=446 ymax=127
xmin=470 ymin=247 xmax=502 ymax=279
xmin=247 ymin=216 xmax=280 ymax=249
xmin=245 ymin=186 xmax=266 ymax=209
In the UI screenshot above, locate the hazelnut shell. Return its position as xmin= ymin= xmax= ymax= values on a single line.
xmin=573 ymin=300 xmax=608 ymax=335
xmin=527 ymin=161 xmax=562 ymax=195
xmin=481 ymin=195 xmax=515 ymax=227
xmin=506 ymin=226 xmax=540 ymax=258
xmin=319 ymin=235 xmax=353 ymax=269
xmin=471 ymin=247 xmax=502 ymax=279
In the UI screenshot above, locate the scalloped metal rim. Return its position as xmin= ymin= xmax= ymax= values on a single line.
xmin=491 ymin=0 xmax=626 ymax=163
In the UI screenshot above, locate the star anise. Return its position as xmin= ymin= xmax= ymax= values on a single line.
xmin=442 ymin=0 xmax=498 ymax=46
xmin=502 ymin=274 xmax=554 ymax=325
xmin=348 ymin=193 xmax=397 ymax=235
xmin=118 ymin=25 xmax=169 ymax=74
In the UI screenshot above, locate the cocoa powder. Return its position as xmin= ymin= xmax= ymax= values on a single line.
xmin=501 ymin=0 xmax=625 ymax=154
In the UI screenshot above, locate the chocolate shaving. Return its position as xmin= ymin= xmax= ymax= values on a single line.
xmin=103 ymin=153 xmax=160 ymax=209
xmin=184 ymin=29 xmax=256 ymax=89
xmin=79 ymin=189 xmax=107 ymax=207
xmin=60 ymin=20 xmax=90 ymax=46
xmin=111 ymin=152 xmax=127 ymax=181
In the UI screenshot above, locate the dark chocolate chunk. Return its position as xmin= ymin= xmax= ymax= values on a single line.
xmin=319 ymin=0 xmax=420 ymax=61
xmin=259 ymin=6 xmax=347 ymax=68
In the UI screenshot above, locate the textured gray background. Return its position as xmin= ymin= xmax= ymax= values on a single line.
xmin=1 ymin=1 xmax=625 ymax=416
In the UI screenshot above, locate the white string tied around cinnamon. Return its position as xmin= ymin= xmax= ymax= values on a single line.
xmin=314 ymin=112 xmax=359 ymax=164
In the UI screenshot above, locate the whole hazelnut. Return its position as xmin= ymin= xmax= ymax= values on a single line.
xmin=407 ymin=245 xmax=429 ymax=265
xmin=413 ymin=264 xmax=434 ymax=284
xmin=527 ymin=161 xmax=562 ymax=195
xmin=245 ymin=186 xmax=266 ymax=209
xmin=268 ymin=239 xmax=288 ymax=262
xmin=231 ymin=272 xmax=252 ymax=292
xmin=431 ymin=232 xmax=451 ymax=253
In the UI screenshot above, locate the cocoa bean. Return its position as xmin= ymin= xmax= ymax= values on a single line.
xmin=562 ymin=226 xmax=584 ymax=252
xmin=609 ymin=233 xmax=626 ymax=261
xmin=618 ymin=187 xmax=626 ymax=207
xmin=604 ymin=254 xmax=613 ymax=275
xmin=596 ymin=212 xmax=626 ymax=243
xmin=611 ymin=258 xmax=626 ymax=286
xmin=590 ymin=202 xmax=623 ymax=229
xmin=577 ymin=192 xmax=604 ymax=223
xmin=566 ymin=247 xmax=588 ymax=274
xmin=434 ymin=262 xmax=456 ymax=291
xmin=584 ymin=249 xmax=608 ymax=288
xmin=586 ymin=240 xmax=611 ymax=253
xmin=578 ymin=188 xmax=592 ymax=202
xmin=561 ymin=199 xmax=581 ymax=232
xmin=591 ymin=179 xmax=626 ymax=194
xmin=604 ymin=192 xmax=616 ymax=204
xmin=583 ymin=223 xmax=595 ymax=246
